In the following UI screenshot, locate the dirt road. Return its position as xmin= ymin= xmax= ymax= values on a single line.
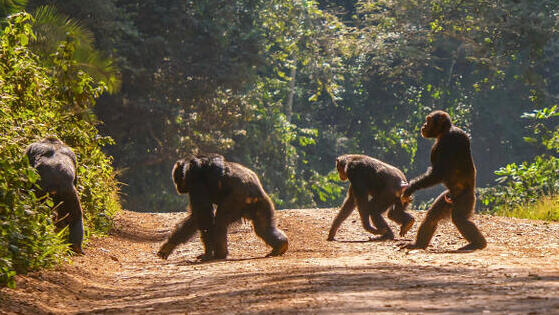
xmin=2 ymin=209 xmax=559 ymax=314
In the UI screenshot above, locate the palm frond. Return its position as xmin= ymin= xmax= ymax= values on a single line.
xmin=31 ymin=6 xmax=121 ymax=93
xmin=0 ymin=0 xmax=27 ymax=18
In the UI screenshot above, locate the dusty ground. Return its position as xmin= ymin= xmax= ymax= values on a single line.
xmin=1 ymin=209 xmax=559 ymax=314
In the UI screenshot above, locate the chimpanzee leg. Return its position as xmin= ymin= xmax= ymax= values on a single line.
xmin=387 ymin=199 xmax=415 ymax=237
xmin=157 ymin=215 xmax=199 ymax=259
xmin=451 ymin=190 xmax=487 ymax=251
xmin=251 ymin=198 xmax=288 ymax=257
xmin=213 ymin=197 xmax=239 ymax=259
xmin=54 ymin=186 xmax=84 ymax=254
xmin=197 ymin=205 xmax=216 ymax=260
xmin=187 ymin=187 xmax=216 ymax=260
xmin=327 ymin=185 xmax=356 ymax=241
xmin=352 ymin=186 xmax=381 ymax=235
xmin=368 ymin=192 xmax=398 ymax=241
xmin=405 ymin=191 xmax=452 ymax=249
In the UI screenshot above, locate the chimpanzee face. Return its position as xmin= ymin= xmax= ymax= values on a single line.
xmin=420 ymin=114 xmax=437 ymax=138
xmin=421 ymin=111 xmax=450 ymax=138
xmin=336 ymin=158 xmax=348 ymax=181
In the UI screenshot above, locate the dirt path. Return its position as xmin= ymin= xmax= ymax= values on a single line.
xmin=2 ymin=209 xmax=559 ymax=314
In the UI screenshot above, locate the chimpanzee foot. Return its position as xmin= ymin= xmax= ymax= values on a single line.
xmin=266 ymin=241 xmax=288 ymax=257
xmin=70 ymin=244 xmax=84 ymax=255
xmin=213 ymin=250 xmax=228 ymax=260
xmin=399 ymin=217 xmax=415 ymax=237
xmin=196 ymin=253 xmax=216 ymax=261
xmin=399 ymin=242 xmax=427 ymax=250
xmin=369 ymin=232 xmax=394 ymax=242
xmin=456 ymin=242 xmax=487 ymax=252
xmin=157 ymin=242 xmax=176 ymax=260
xmin=368 ymin=227 xmax=388 ymax=235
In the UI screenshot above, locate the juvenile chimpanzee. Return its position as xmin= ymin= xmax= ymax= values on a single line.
xmin=157 ymin=154 xmax=288 ymax=260
xmin=401 ymin=110 xmax=487 ymax=251
xmin=327 ymin=154 xmax=415 ymax=241
xmin=25 ymin=137 xmax=84 ymax=254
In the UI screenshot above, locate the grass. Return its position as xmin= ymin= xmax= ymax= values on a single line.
xmin=494 ymin=196 xmax=559 ymax=221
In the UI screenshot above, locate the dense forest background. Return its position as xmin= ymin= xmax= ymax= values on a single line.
xmin=2 ymin=0 xmax=559 ymax=287
xmin=3 ymin=0 xmax=559 ymax=212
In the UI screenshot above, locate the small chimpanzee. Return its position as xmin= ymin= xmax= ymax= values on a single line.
xmin=157 ymin=154 xmax=288 ymax=260
xmin=25 ymin=137 xmax=84 ymax=254
xmin=327 ymin=154 xmax=415 ymax=241
xmin=401 ymin=110 xmax=487 ymax=251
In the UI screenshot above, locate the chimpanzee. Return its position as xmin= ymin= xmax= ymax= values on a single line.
xmin=157 ymin=154 xmax=288 ymax=260
xmin=401 ymin=110 xmax=487 ymax=251
xmin=327 ymin=154 xmax=415 ymax=241
xmin=25 ymin=137 xmax=84 ymax=254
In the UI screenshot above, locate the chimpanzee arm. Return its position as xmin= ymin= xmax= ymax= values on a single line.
xmin=327 ymin=185 xmax=356 ymax=240
xmin=157 ymin=215 xmax=198 ymax=259
xmin=405 ymin=167 xmax=444 ymax=196
xmin=54 ymin=185 xmax=84 ymax=254
xmin=405 ymin=138 xmax=453 ymax=196
xmin=189 ymin=185 xmax=215 ymax=259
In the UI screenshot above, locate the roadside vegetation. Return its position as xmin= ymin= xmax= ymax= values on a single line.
xmin=0 ymin=13 xmax=120 ymax=288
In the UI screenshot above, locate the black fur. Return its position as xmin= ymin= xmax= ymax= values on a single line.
xmin=402 ymin=111 xmax=487 ymax=251
xmin=158 ymin=154 xmax=288 ymax=260
xmin=25 ymin=137 xmax=84 ymax=254
xmin=328 ymin=154 xmax=415 ymax=241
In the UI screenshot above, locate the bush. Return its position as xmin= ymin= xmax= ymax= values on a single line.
xmin=0 ymin=13 xmax=120 ymax=288
xmin=479 ymin=106 xmax=559 ymax=220
xmin=479 ymin=155 xmax=559 ymax=211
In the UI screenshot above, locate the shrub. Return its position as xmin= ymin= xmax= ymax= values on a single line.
xmin=0 ymin=13 xmax=120 ymax=287
xmin=479 ymin=106 xmax=559 ymax=220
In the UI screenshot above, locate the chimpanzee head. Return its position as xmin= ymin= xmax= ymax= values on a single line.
xmin=336 ymin=156 xmax=349 ymax=181
xmin=421 ymin=110 xmax=452 ymax=138
xmin=171 ymin=154 xmax=226 ymax=194
xmin=172 ymin=159 xmax=192 ymax=194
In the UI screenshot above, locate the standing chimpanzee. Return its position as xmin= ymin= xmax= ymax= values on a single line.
xmin=25 ymin=137 xmax=84 ymax=254
xmin=401 ymin=110 xmax=487 ymax=251
xmin=157 ymin=154 xmax=288 ymax=260
xmin=327 ymin=154 xmax=415 ymax=241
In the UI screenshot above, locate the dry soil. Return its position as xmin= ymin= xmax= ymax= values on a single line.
xmin=1 ymin=209 xmax=559 ymax=314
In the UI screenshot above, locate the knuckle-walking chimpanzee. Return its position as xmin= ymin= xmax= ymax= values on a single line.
xmin=25 ymin=137 xmax=84 ymax=254
xmin=327 ymin=154 xmax=415 ymax=241
xmin=157 ymin=154 xmax=288 ymax=260
xmin=401 ymin=110 xmax=487 ymax=251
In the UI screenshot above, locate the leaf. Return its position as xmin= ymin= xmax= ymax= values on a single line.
xmin=19 ymin=33 xmax=28 ymax=45
xmin=523 ymin=137 xmax=538 ymax=143
xmin=308 ymin=94 xmax=318 ymax=102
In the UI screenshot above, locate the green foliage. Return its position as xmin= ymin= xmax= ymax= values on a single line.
xmin=0 ymin=13 xmax=120 ymax=287
xmin=480 ymin=105 xmax=559 ymax=217
xmin=13 ymin=0 xmax=559 ymax=212
xmin=479 ymin=156 xmax=559 ymax=211
xmin=0 ymin=0 xmax=26 ymax=17
xmin=522 ymin=106 xmax=559 ymax=151
xmin=1 ymin=1 xmax=120 ymax=92
xmin=30 ymin=5 xmax=120 ymax=93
